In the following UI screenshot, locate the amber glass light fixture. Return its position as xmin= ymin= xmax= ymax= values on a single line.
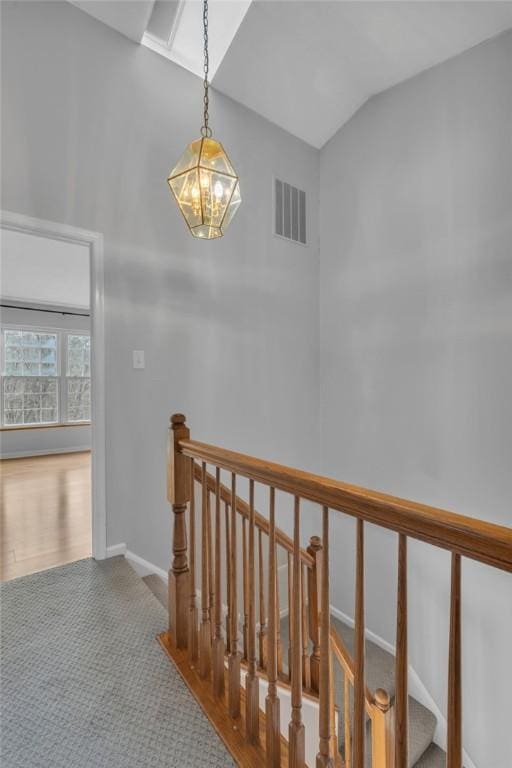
xmin=167 ymin=0 xmax=241 ymax=239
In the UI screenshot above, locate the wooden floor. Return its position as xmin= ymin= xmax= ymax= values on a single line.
xmin=0 ymin=451 xmax=92 ymax=582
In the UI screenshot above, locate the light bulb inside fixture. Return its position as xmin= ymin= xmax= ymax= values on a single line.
xmin=191 ymin=185 xmax=200 ymax=200
xmin=214 ymin=181 xmax=224 ymax=200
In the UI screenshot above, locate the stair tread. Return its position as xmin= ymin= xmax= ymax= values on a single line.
xmin=413 ymin=743 xmax=446 ymax=768
xmin=405 ymin=696 xmax=437 ymax=767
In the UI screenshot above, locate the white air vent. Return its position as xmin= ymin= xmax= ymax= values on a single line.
xmin=274 ymin=178 xmax=307 ymax=245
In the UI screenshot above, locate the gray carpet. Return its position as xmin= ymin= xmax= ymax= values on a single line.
xmin=0 ymin=557 xmax=235 ymax=768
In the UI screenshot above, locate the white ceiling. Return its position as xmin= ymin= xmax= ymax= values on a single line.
xmin=69 ymin=1 xmax=155 ymax=43
xmin=214 ymin=1 xmax=512 ymax=147
xmin=68 ymin=0 xmax=512 ymax=148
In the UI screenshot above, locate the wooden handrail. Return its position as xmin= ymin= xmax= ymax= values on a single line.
xmin=182 ymin=438 xmax=512 ymax=572
xmin=193 ymin=461 xmax=314 ymax=568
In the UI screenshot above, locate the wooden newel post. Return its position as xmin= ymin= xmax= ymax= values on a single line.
xmin=167 ymin=413 xmax=191 ymax=649
xmin=371 ymin=689 xmax=394 ymax=768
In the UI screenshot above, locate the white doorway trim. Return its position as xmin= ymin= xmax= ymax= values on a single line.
xmin=0 ymin=210 xmax=107 ymax=559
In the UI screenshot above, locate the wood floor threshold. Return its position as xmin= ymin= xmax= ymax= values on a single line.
xmin=158 ymin=632 xmax=290 ymax=767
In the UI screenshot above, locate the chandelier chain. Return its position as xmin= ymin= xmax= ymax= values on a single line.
xmin=201 ymin=0 xmax=212 ymax=138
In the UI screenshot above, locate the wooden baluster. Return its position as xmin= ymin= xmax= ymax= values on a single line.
xmin=225 ymin=501 xmax=231 ymax=653
xmin=188 ymin=460 xmax=198 ymax=663
xmin=447 ymin=553 xmax=462 ymax=768
xmin=308 ymin=536 xmax=322 ymax=693
xmin=245 ymin=480 xmax=260 ymax=743
xmin=208 ymin=490 xmax=215 ymax=644
xmin=395 ymin=534 xmax=408 ymax=768
xmin=259 ymin=528 xmax=268 ymax=670
xmin=266 ymin=487 xmax=281 ymax=767
xmin=213 ymin=468 xmax=225 ymax=698
xmin=276 ymin=547 xmax=284 ymax=678
xmin=289 ymin=496 xmax=305 ymax=767
xmin=301 ymin=562 xmax=311 ymax=690
xmin=199 ymin=462 xmax=212 ymax=678
xmin=353 ymin=519 xmax=365 ymax=768
xmin=167 ymin=413 xmax=191 ymax=649
xmin=243 ymin=517 xmax=249 ymax=661
xmin=287 ymin=551 xmax=293 ymax=682
xmin=344 ymin=674 xmax=351 ymax=768
xmin=228 ymin=473 xmax=241 ymax=719
xmin=317 ymin=506 xmax=333 ymax=767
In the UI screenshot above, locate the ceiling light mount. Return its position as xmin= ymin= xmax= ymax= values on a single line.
xmin=167 ymin=0 xmax=241 ymax=240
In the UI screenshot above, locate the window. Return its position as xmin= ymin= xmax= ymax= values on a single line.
xmin=2 ymin=330 xmax=59 ymax=425
xmin=1 ymin=326 xmax=91 ymax=427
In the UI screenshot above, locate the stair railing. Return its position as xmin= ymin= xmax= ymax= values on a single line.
xmin=166 ymin=414 xmax=512 ymax=768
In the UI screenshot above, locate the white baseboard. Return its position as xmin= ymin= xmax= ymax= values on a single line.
xmin=125 ymin=549 xmax=168 ymax=582
xmin=0 ymin=445 xmax=91 ymax=459
xmin=105 ymin=543 xmax=168 ymax=581
xmin=329 ymin=604 xmax=477 ymax=768
xmin=105 ymin=543 xmax=127 ymax=558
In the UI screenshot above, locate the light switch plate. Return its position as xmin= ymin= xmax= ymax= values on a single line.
xmin=133 ymin=350 xmax=145 ymax=369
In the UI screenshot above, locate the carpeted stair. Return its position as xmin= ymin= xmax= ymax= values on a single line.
xmin=332 ymin=616 xmax=440 ymax=767
xmin=414 ymin=744 xmax=446 ymax=768
xmin=279 ymin=615 xmax=445 ymax=768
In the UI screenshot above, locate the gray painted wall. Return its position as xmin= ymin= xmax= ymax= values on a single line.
xmin=0 ymin=306 xmax=92 ymax=457
xmin=319 ymin=31 xmax=512 ymax=768
xmin=1 ymin=2 xmax=320 ymax=561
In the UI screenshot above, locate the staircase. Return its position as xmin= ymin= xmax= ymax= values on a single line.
xmin=159 ymin=413 xmax=512 ymax=768
xmin=145 ymin=568 xmax=443 ymax=767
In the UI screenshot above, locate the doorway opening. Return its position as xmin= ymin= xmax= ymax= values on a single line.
xmin=0 ymin=211 xmax=105 ymax=580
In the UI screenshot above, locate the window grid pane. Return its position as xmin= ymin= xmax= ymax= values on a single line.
xmin=67 ymin=335 xmax=90 ymax=377
xmin=3 ymin=330 xmax=58 ymax=376
xmin=3 ymin=377 xmax=58 ymax=425
xmin=66 ymin=378 xmax=91 ymax=422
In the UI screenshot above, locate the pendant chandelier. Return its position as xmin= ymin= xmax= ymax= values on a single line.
xmin=167 ymin=0 xmax=241 ymax=239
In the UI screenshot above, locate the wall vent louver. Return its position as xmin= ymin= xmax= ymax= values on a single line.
xmin=274 ymin=178 xmax=307 ymax=246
